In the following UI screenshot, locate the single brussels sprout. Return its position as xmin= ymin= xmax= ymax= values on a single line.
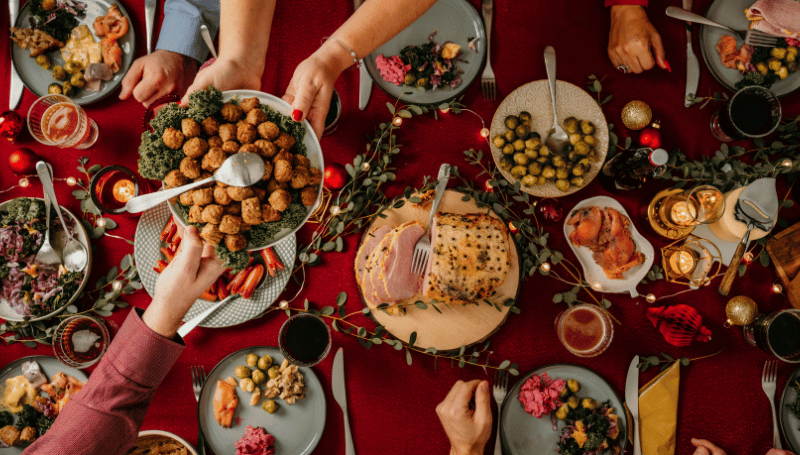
xmin=527 ymin=162 xmax=543 ymax=176
xmin=581 ymin=398 xmax=599 ymax=410
xmin=36 ymin=54 xmax=51 ymax=69
xmin=404 ymin=73 xmax=416 ymax=85
xmin=503 ymin=129 xmax=516 ymax=143
xmin=541 ymin=165 xmax=556 ymax=179
xmin=583 ymin=135 xmax=598 ymax=148
xmin=772 ymin=47 xmax=788 ymax=60
xmin=569 ymin=133 xmax=582 ymax=145
xmin=514 ymin=124 xmax=530 ymax=140
xmin=504 ymin=115 xmax=519 ymax=130
xmin=778 ymin=66 xmax=789 ymax=80
xmin=579 ymin=120 xmax=595 ymax=135
xmin=252 ymin=369 xmax=266 ymax=385
xmin=512 ymin=138 xmax=526 ymax=152
xmin=70 ymin=71 xmax=85 ymax=88
xmin=570 ymin=176 xmax=585 ymax=187
xmin=556 ymin=168 xmax=569 ymax=180
xmin=555 ymin=179 xmax=570 ymax=192
xmin=572 ymin=165 xmax=585 ymax=177
xmin=788 ymin=46 xmax=799 ymax=57
xmin=416 ymin=77 xmax=428 ymax=87
xmin=536 ymin=156 xmax=550 ymax=164
xmin=578 ymin=158 xmax=591 ymax=169
xmin=525 ymin=137 xmax=541 ymax=150
xmin=768 ymin=58 xmax=782 ymax=72
xmin=787 ymin=52 xmax=797 ymax=63
xmin=568 ymin=151 xmax=580 ymax=163
xmin=267 ymin=365 xmax=281 ymax=379
xmin=756 ymin=61 xmax=769 ymax=76
xmin=48 ymin=82 xmax=63 ymax=94
xmin=524 ymin=148 xmax=539 ymax=160
xmin=258 ymin=355 xmax=273 ymax=370
xmin=559 ymin=386 xmax=571 ymax=399
xmin=502 ymin=143 xmax=515 ymax=155
xmin=239 ymin=378 xmax=256 ymax=392
xmin=563 ymin=117 xmax=579 ymax=134
xmin=262 ymin=400 xmax=278 ymax=413
xmin=513 ymin=152 xmax=529 ymax=166
xmin=529 ymin=131 xmax=541 ymax=140
xmin=518 ymin=111 xmax=533 ymax=126
xmin=552 ymin=156 xmax=567 ymax=168
xmin=235 ymin=365 xmax=252 ymax=379
xmin=788 ymin=60 xmax=799 ymax=73
xmin=510 ymin=165 xmax=527 ymax=179
xmin=52 ymin=65 xmax=67 ymax=81
xmin=64 ymin=61 xmax=83 ymax=74
xmin=61 ymin=81 xmax=76 ymax=97
xmin=537 ymin=176 xmax=548 ymax=185
xmin=521 ymin=174 xmax=536 ymax=187
xmin=538 ymin=145 xmax=551 ymax=157
xmin=567 ymin=395 xmax=579 ymax=409
xmin=567 ymin=379 xmax=581 ymax=393
xmin=492 ymin=135 xmax=506 ymax=149
xmin=499 ymin=156 xmax=514 ymax=171
xmin=555 ymin=404 xmax=569 ymax=420
xmin=246 ymin=353 xmax=259 ymax=368
xmin=574 ymin=141 xmax=590 ymax=155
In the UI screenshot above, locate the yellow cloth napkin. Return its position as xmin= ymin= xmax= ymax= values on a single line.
xmin=638 ymin=361 xmax=681 ymax=455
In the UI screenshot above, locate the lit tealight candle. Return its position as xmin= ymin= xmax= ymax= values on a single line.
xmin=669 ymin=248 xmax=697 ymax=276
xmin=112 ymin=179 xmax=135 ymax=203
xmin=670 ymin=201 xmax=697 ymax=226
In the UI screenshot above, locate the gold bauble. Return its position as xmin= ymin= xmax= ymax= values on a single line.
xmin=621 ymin=100 xmax=653 ymax=130
xmin=725 ymin=296 xmax=758 ymax=326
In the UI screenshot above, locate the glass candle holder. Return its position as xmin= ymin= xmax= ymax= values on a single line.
xmin=278 ymin=313 xmax=332 ymax=367
xmin=53 ymin=315 xmax=110 ymax=368
xmin=659 ymin=185 xmax=725 ymax=230
xmin=555 ymin=304 xmax=614 ymax=358
xmin=661 ymin=235 xmax=721 ymax=288
xmin=90 ymin=165 xmax=147 ymax=215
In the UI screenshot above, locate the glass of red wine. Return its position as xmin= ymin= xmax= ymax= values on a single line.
xmin=743 ymin=309 xmax=800 ymax=362
xmin=710 ymin=86 xmax=781 ymax=142
xmin=278 ymin=313 xmax=332 ymax=367
xmin=53 ymin=315 xmax=111 ymax=368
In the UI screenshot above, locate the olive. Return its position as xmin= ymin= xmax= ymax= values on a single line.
xmin=404 ymin=73 xmax=416 ymax=85
xmin=61 ymin=81 xmax=76 ymax=97
xmin=538 ymin=146 xmax=551 ymax=157
xmin=527 ymin=162 xmax=542 ymax=176
xmin=64 ymin=61 xmax=83 ymax=75
xmin=70 ymin=71 xmax=85 ymax=88
xmin=574 ymin=141 xmax=590 ymax=155
xmin=499 ymin=156 xmax=514 ymax=171
xmin=239 ymin=378 xmax=255 ymax=392
xmin=52 ymin=65 xmax=66 ymax=81
xmin=567 ymin=379 xmax=581 ymax=393
xmin=541 ymin=165 xmax=556 ymax=179
xmin=492 ymin=135 xmax=506 ymax=149
xmin=570 ymin=176 xmax=585 ymax=187
xmin=563 ymin=117 xmax=579 ymax=134
xmin=252 ymin=369 xmax=266 ymax=385
xmin=502 ymin=143 xmax=515 ymax=155
xmin=556 ymin=168 xmax=569 ymax=180
xmin=524 ymin=148 xmax=538 ymax=160
xmin=504 ymin=115 xmax=519 ymax=130
xmin=262 ymin=400 xmax=278 ymax=413
xmin=518 ymin=111 xmax=533 ymax=126
xmin=555 ymin=404 xmax=569 ymax=420
xmin=48 ymin=82 xmax=63 ymax=95
xmin=512 ymin=139 xmax=525 ymax=152
xmin=569 ymin=133 xmax=582 ymax=145
xmin=552 ymin=156 xmax=566 ymax=168
xmin=513 ymin=152 xmax=529 ymax=166
xmin=235 ymin=365 xmax=251 ymax=379
xmin=580 ymin=120 xmax=595 ymax=135
xmin=510 ymin=165 xmax=527 ymax=179
xmin=246 ymin=353 xmax=259 ymax=368
xmin=584 ymin=135 xmax=598 ymax=148
xmin=556 ymin=179 xmax=570 ymax=192
xmin=581 ymin=398 xmax=599 ymax=410
xmin=257 ymin=355 xmax=273 ymax=370
xmin=524 ymin=137 xmax=541 ymax=150
xmin=36 ymin=54 xmax=51 ymax=69
xmin=267 ymin=365 xmax=281 ymax=380
xmin=503 ymin=129 xmax=516 ymax=143
xmin=521 ymin=174 xmax=536 ymax=187
xmin=416 ymin=77 xmax=428 ymax=87
xmin=514 ymin=124 xmax=530 ymax=140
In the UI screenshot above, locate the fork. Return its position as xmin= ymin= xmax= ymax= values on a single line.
xmin=492 ymin=369 xmax=508 ymax=455
xmin=191 ymin=366 xmax=208 ymax=455
xmin=410 ymin=164 xmax=451 ymax=276
xmin=480 ymin=0 xmax=496 ymax=100
xmin=665 ymin=7 xmax=779 ymax=47
xmin=35 ymin=163 xmax=62 ymax=267
xmin=762 ymin=360 xmax=782 ymax=449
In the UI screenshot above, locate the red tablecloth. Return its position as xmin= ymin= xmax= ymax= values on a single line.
xmin=2 ymin=1 xmax=800 ymax=454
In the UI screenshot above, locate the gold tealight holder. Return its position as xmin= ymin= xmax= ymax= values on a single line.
xmin=660 ymin=235 xmax=721 ymax=288
xmin=647 ymin=185 xmax=725 ymax=239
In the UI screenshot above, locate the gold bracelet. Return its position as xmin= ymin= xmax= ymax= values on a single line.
xmin=324 ymin=36 xmax=361 ymax=67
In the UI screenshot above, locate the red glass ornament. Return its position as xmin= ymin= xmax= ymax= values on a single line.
xmin=0 ymin=111 xmax=24 ymax=141
xmin=508 ymin=221 xmax=519 ymax=234
xmin=8 ymin=148 xmax=39 ymax=175
xmin=638 ymin=121 xmax=662 ymax=148
xmin=323 ymin=163 xmax=347 ymax=191
xmin=483 ymin=180 xmax=494 ymax=192
xmin=646 ymin=304 xmax=711 ymax=347
xmin=536 ymin=198 xmax=563 ymax=225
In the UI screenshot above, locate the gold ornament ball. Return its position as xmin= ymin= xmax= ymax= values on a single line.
xmin=621 ymin=100 xmax=653 ymax=130
xmin=725 ymin=296 xmax=758 ymax=326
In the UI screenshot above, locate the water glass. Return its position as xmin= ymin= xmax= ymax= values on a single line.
xmin=743 ymin=309 xmax=800 ymax=362
xmin=28 ymin=94 xmax=99 ymax=149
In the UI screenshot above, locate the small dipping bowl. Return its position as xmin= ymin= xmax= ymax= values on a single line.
xmin=53 ymin=315 xmax=111 ymax=368
xmin=90 ymin=165 xmax=147 ymax=215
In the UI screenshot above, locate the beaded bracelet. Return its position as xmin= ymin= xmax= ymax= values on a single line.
xmin=324 ymin=36 xmax=361 ymax=67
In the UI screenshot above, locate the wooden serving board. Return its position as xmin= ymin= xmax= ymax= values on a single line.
xmin=766 ymin=220 xmax=800 ymax=309
xmin=357 ymin=190 xmax=521 ymax=352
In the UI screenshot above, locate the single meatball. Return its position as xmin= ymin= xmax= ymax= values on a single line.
xmin=0 ymin=426 xmax=21 ymax=447
xmin=201 ymin=204 xmax=224 ymax=224
xmin=216 ymin=181 xmax=228 ymax=188
xmin=218 ymin=123 xmax=238 ymax=143
xmin=219 ymin=214 xmax=242 ymax=234
xmin=246 ymin=108 xmax=269 ymax=126
xmin=183 ymin=137 xmax=208 ymax=159
xmin=220 ymin=103 xmax=243 ymax=122
xmin=182 ymin=118 xmax=201 ymax=138
xmin=188 ymin=204 xmax=203 ymax=223
xmin=225 ymin=204 xmax=242 ymax=215
xmin=309 ymin=167 xmax=322 ymax=186
xmin=266 ymin=178 xmax=287 ymax=192
xmin=162 ymin=127 xmax=184 ymax=149
xmin=238 ymin=143 xmax=259 ymax=155
xmin=274 ymin=132 xmax=295 ymax=152
xmin=269 ymin=189 xmax=292 ymax=212
xmin=192 ymin=187 xmax=214 ymax=206
xmin=254 ymin=139 xmax=277 ymax=158
xmin=19 ymin=426 xmax=35 ymax=443
xmin=227 ymin=186 xmax=254 ymax=201
xmin=257 ymin=121 xmax=280 ymax=141
xmin=274 ymin=160 xmax=292 ymax=182
xmin=222 ymin=141 xmax=240 ymax=154
xmin=202 ymin=147 xmax=227 ymax=172
xmin=262 ymin=204 xmax=281 ymax=222
xmin=294 ymin=155 xmax=311 ymax=168
xmin=180 ymin=157 xmax=202 ymax=179
xmin=202 ymin=117 xmax=220 ymax=136
xmin=237 ymin=123 xmax=258 ymax=144
xmin=179 ymin=190 xmax=194 ymax=206
xmin=273 ymin=150 xmax=293 ymax=163
xmin=291 ymin=167 xmax=310 ymax=188
xmin=225 ymin=234 xmax=248 ymax=252
xmin=207 ymin=135 xmax=223 ymax=148
xmin=164 ymin=169 xmax=187 ymax=188
xmin=242 ymin=197 xmax=262 ymax=225
xmin=261 ymin=161 xmax=273 ymax=181
xmin=240 ymin=97 xmax=260 ymax=113
xmin=253 ymin=187 xmax=267 ymax=201
xmin=214 ymin=186 xmax=233 ymax=205
xmin=301 ymin=186 xmax=317 ymax=207
xmin=199 ymin=223 xmax=224 ymax=245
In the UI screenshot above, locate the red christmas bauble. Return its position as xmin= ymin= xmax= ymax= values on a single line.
xmin=536 ymin=198 xmax=564 ymax=225
xmin=8 ymin=148 xmax=39 ymax=175
xmin=323 ymin=163 xmax=347 ymax=191
xmin=483 ymin=179 xmax=494 ymax=193
xmin=638 ymin=121 xmax=662 ymax=148
xmin=0 ymin=111 xmax=24 ymax=141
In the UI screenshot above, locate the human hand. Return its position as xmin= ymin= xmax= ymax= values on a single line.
xmin=608 ymin=5 xmax=670 ymax=74
xmin=765 ymin=450 xmax=797 ymax=455
xmin=119 ymin=50 xmax=199 ymax=107
xmin=144 ymin=225 xmax=226 ymax=338
xmin=691 ymin=438 xmax=728 ymax=455
xmin=436 ymin=380 xmax=492 ymax=455
xmin=181 ymin=57 xmax=263 ymax=106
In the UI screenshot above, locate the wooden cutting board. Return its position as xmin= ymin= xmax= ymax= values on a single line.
xmin=766 ymin=220 xmax=800 ymax=309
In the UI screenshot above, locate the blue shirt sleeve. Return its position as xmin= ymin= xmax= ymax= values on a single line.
xmin=155 ymin=0 xmax=220 ymax=63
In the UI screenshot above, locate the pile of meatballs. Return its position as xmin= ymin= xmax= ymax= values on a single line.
xmin=161 ymin=97 xmax=321 ymax=252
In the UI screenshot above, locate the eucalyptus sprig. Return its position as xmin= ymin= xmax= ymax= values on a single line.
xmin=685 ymin=91 xmax=729 ymax=109
xmin=637 ymin=349 xmax=723 ymax=372
xmin=586 ymin=74 xmax=613 ymax=107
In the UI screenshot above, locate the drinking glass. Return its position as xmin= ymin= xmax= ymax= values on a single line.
xmin=28 ymin=94 xmax=99 ymax=149
xmin=743 ymin=309 xmax=800 ymax=362
xmin=278 ymin=313 xmax=332 ymax=367
xmin=53 ymin=315 xmax=110 ymax=368
xmin=710 ymin=86 xmax=781 ymax=142
xmin=555 ymin=304 xmax=614 ymax=358
xmin=660 ymin=185 xmax=725 ymax=231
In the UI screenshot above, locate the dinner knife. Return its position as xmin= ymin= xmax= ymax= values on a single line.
xmin=682 ymin=0 xmax=700 ymax=107
xmin=625 ymin=356 xmax=641 ymax=455
xmin=332 ymin=348 xmax=356 ymax=455
xmin=144 ymin=0 xmax=156 ymax=54
xmin=9 ymin=0 xmax=23 ymax=110
xmin=354 ymin=0 xmax=372 ymax=110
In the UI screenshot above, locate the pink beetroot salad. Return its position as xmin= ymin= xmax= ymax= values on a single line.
xmin=375 ymin=54 xmax=411 ymax=86
xmin=518 ymin=373 xmax=566 ymax=418
xmin=234 ymin=426 xmax=275 ymax=455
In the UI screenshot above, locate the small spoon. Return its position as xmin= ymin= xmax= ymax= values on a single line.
xmin=177 ymin=294 xmax=238 ymax=338
xmin=36 ymin=161 xmax=88 ymax=273
xmin=124 ymin=152 xmax=266 ymax=213
xmin=34 ymin=163 xmax=62 ymax=266
xmin=543 ymin=46 xmax=570 ymax=157
xmin=200 ymin=24 xmax=217 ymax=59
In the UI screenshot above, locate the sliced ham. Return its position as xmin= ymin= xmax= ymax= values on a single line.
xmin=365 ymin=228 xmax=397 ymax=303
xmin=355 ymin=225 xmax=392 ymax=286
xmin=567 ymin=206 xmax=645 ymax=280
xmin=746 ymin=0 xmax=800 ymax=39
xmin=382 ymin=222 xmax=425 ymax=300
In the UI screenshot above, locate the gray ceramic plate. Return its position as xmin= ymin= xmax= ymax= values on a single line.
xmin=699 ymin=0 xmax=800 ymax=97
xmin=0 ymin=355 xmax=89 ymax=454
xmin=362 ymin=0 xmax=486 ymax=105
xmin=780 ymin=365 xmax=800 ymax=454
xmin=0 ymin=197 xmax=92 ymax=322
xmin=198 ymin=346 xmax=326 ymax=455
xmin=133 ymin=201 xmax=295 ymax=328
xmin=500 ymin=364 xmax=627 ymax=455
xmin=11 ymin=0 xmax=135 ymax=104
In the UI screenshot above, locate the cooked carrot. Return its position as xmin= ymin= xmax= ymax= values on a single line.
xmin=227 ymin=267 xmax=252 ymax=293
xmin=160 ymin=247 xmax=175 ymax=262
xmin=160 ymin=218 xmax=176 ymax=241
xmin=199 ymin=289 xmax=218 ymax=301
xmin=260 ymin=248 xmax=284 ymax=271
xmin=170 ymin=234 xmax=181 ymax=248
xmin=217 ymin=277 xmax=230 ymax=300
xmin=152 ymin=260 xmax=168 ymax=274
xmin=240 ymin=264 xmax=265 ymax=299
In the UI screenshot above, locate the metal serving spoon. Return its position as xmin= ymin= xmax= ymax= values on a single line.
xmin=34 ymin=163 xmax=62 ymax=266
xmin=36 ymin=161 xmax=88 ymax=273
xmin=543 ymin=46 xmax=570 ymax=157
xmin=124 ymin=152 xmax=266 ymax=214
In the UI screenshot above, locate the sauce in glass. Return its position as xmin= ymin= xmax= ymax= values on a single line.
xmin=557 ymin=304 xmax=613 ymax=358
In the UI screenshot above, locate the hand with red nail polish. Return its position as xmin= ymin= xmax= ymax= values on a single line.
xmin=607 ymin=5 xmax=668 ymax=74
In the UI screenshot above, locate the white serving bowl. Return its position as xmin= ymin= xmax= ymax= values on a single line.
xmin=134 ymin=430 xmax=198 ymax=455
